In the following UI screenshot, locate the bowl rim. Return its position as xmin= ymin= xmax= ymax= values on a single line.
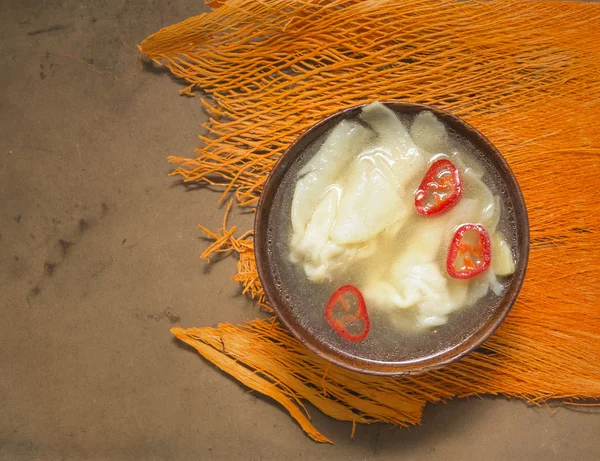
xmin=254 ymin=100 xmax=530 ymax=376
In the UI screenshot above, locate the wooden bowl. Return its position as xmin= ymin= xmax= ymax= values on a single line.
xmin=254 ymin=101 xmax=529 ymax=376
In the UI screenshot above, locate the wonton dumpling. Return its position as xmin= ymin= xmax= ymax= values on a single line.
xmin=394 ymin=263 xmax=469 ymax=328
xmin=491 ymin=232 xmax=516 ymax=276
xmin=464 ymin=169 xmax=500 ymax=233
xmin=452 ymin=151 xmax=485 ymax=180
xmin=410 ymin=110 xmax=450 ymax=154
xmin=329 ymin=102 xmax=425 ymax=245
xmin=292 ymin=187 xmax=340 ymax=267
xmin=292 ymin=186 xmax=363 ymax=283
xmin=392 ymin=198 xmax=481 ymax=275
xmin=291 ymin=121 xmax=371 ymax=238
xmin=467 ymin=267 xmax=504 ymax=307
xmin=360 ymin=102 xmax=424 ymax=180
xmin=363 ymin=280 xmax=412 ymax=312
xmin=364 ymin=262 xmax=469 ymax=328
xmin=363 ymin=198 xmax=480 ymax=327
xmin=330 ymin=155 xmax=405 ymax=245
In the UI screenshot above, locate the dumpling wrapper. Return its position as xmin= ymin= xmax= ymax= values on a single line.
xmin=291 ymin=112 xmax=406 ymax=281
xmin=363 ymin=199 xmax=479 ymax=327
xmin=330 ymin=155 xmax=405 ymax=245
xmin=364 ymin=263 xmax=469 ymax=328
xmin=292 ymin=187 xmax=340 ymax=268
xmin=291 ymin=120 xmax=371 ymax=238
xmin=467 ymin=268 xmax=504 ymax=305
xmin=491 ymin=232 xmax=516 ymax=276
xmin=359 ymin=101 xmax=424 ymax=180
xmin=452 ymin=151 xmax=485 ymax=179
xmin=292 ymin=186 xmax=359 ymax=283
xmin=292 ymin=183 xmax=380 ymax=282
xmin=408 ymin=264 xmax=470 ymax=328
xmin=330 ymin=102 xmax=424 ymax=245
xmin=410 ymin=110 xmax=450 ymax=154
xmin=464 ymin=168 xmax=500 ymax=233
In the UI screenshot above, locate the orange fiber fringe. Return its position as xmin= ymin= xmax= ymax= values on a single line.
xmin=141 ymin=0 xmax=600 ymax=442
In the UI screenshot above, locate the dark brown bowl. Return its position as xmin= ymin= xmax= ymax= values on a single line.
xmin=255 ymin=101 xmax=529 ymax=376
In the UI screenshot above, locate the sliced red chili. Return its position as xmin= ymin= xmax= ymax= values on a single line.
xmin=414 ymin=159 xmax=463 ymax=217
xmin=446 ymin=223 xmax=492 ymax=279
xmin=325 ymin=285 xmax=370 ymax=342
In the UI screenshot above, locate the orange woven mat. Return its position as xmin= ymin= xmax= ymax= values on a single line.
xmin=140 ymin=0 xmax=600 ymax=443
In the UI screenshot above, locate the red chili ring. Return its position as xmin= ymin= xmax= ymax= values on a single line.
xmin=325 ymin=285 xmax=370 ymax=342
xmin=446 ymin=223 xmax=492 ymax=279
xmin=415 ymin=159 xmax=463 ymax=217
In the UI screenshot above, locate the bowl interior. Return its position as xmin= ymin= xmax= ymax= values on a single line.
xmin=255 ymin=101 xmax=529 ymax=376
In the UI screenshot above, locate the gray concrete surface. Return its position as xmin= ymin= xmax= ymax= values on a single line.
xmin=0 ymin=1 xmax=598 ymax=460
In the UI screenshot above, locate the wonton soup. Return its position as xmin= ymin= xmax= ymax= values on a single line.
xmin=264 ymin=102 xmax=519 ymax=362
